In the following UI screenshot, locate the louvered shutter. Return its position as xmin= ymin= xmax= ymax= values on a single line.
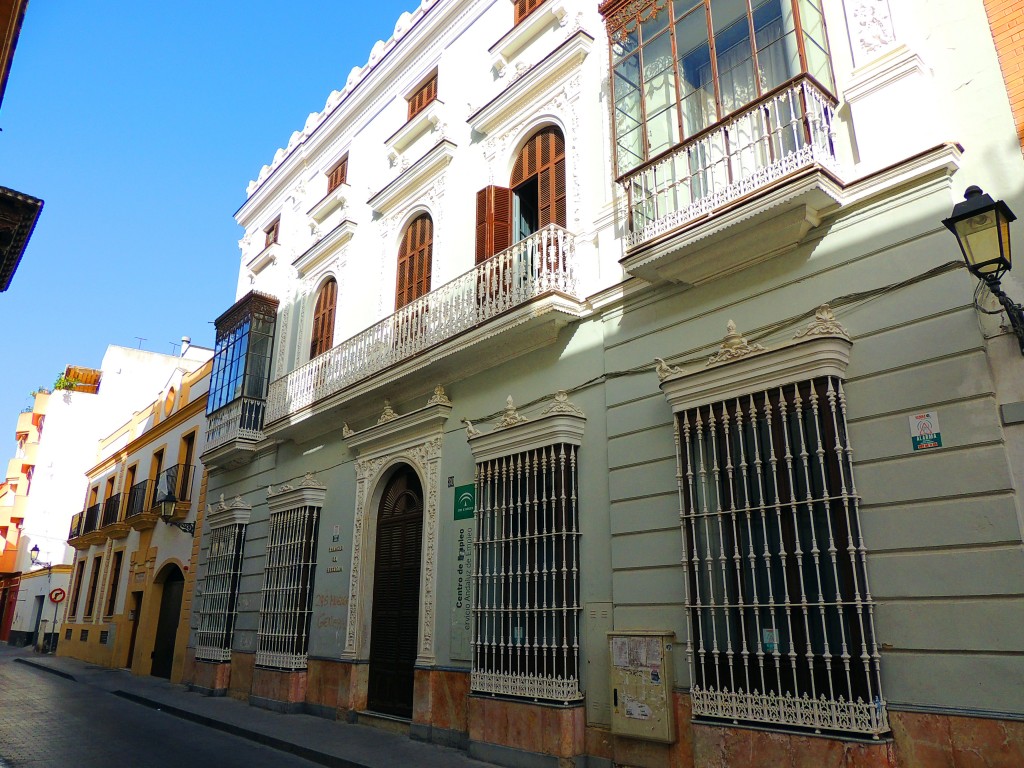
xmin=309 ymin=279 xmax=337 ymax=359
xmin=395 ymin=214 xmax=433 ymax=310
xmin=514 ymin=0 xmax=544 ymax=24
xmin=475 ymin=186 xmax=513 ymax=264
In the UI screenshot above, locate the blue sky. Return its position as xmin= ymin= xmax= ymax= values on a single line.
xmin=0 ymin=0 xmax=416 ymax=425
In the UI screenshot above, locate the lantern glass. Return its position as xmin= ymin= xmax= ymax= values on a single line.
xmin=953 ymin=209 xmax=1011 ymax=276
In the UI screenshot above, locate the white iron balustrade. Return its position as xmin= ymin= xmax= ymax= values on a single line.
xmin=205 ymin=396 xmax=267 ymax=453
xmin=266 ymin=224 xmax=578 ymax=422
xmin=624 ymin=77 xmax=838 ymax=249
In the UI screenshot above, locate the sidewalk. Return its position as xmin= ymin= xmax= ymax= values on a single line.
xmin=6 ymin=646 xmax=496 ymax=768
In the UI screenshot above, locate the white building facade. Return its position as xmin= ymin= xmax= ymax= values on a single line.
xmin=187 ymin=1 xmax=1024 ymax=766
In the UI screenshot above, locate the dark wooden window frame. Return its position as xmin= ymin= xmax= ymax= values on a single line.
xmin=327 ymin=155 xmax=349 ymax=193
xmin=309 ymin=277 xmax=339 ymax=359
xmin=407 ymin=71 xmax=439 ymax=121
xmin=514 ymin=0 xmax=545 ymax=25
xmin=264 ymin=217 xmax=280 ymax=248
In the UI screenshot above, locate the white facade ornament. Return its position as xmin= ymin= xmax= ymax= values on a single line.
xmin=342 ymin=422 xmax=354 ymax=438
xmin=377 ymin=400 xmax=399 ymax=424
xmin=426 ymin=385 xmax=451 ymax=406
xmin=846 ymin=0 xmax=896 ymax=64
xmin=462 ymin=418 xmax=481 ymax=438
xmin=428 ymin=385 xmax=452 ymax=409
xmin=492 ymin=396 xmax=527 ymax=430
xmin=541 ymin=390 xmax=584 ymax=417
xmin=299 ymin=471 xmax=326 ymax=489
xmin=707 ymin=320 xmax=767 ymax=366
xmin=794 ymin=304 xmax=850 ymax=340
xmin=346 ymin=436 xmax=444 ymax=664
xmin=655 ymin=357 xmax=682 ymax=382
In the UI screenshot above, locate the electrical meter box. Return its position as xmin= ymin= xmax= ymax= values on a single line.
xmin=608 ymin=630 xmax=676 ymax=743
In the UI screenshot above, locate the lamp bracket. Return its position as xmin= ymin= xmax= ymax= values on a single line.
xmin=983 ymin=276 xmax=1024 ymax=356
xmin=168 ymin=521 xmax=196 ymax=537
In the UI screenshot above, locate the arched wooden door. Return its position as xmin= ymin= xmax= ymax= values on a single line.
xmin=151 ymin=565 xmax=184 ymax=679
xmin=367 ymin=465 xmax=424 ymax=718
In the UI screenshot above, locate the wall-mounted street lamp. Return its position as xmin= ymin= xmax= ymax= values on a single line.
xmin=155 ymin=491 xmax=195 ymax=537
xmin=943 ymin=185 xmax=1024 ymax=355
xmin=28 ymin=544 xmax=51 ymax=573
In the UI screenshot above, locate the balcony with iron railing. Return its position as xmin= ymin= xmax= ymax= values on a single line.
xmin=154 ymin=464 xmax=194 ymax=508
xmin=125 ymin=478 xmax=153 ymax=519
xmin=101 ymin=494 xmax=122 ymax=528
xmin=618 ymin=76 xmax=844 ymax=285
xmin=204 ymin=396 xmax=267 ymax=464
xmin=81 ymin=503 xmax=101 ymax=536
xmin=68 ymin=512 xmax=82 ymax=541
xmin=264 ymin=224 xmax=586 ymax=442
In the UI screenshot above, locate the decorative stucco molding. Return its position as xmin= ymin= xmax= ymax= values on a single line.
xmin=343 ymin=394 xmax=450 ymax=666
xmin=206 ymin=494 xmax=254 ymax=530
xmin=267 ymin=471 xmax=327 ymax=513
xmin=794 ymin=304 xmax=850 ymax=340
xmin=658 ymin=313 xmax=853 ymax=413
xmin=845 ymin=0 xmax=897 ymax=66
xmin=492 ymin=396 xmax=528 ymax=431
xmin=468 ymin=392 xmax=586 ymax=463
xmin=706 ymin=320 xmax=767 ymax=366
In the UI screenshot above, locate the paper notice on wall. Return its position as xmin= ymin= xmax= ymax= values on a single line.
xmin=624 ymin=698 xmax=652 ymax=720
xmin=612 ymin=635 xmax=663 ymax=668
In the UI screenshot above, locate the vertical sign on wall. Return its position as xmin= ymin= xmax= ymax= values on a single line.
xmin=909 ymin=411 xmax=942 ymax=451
xmin=450 ymin=483 xmax=475 ymax=661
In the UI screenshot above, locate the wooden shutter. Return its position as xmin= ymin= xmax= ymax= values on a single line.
xmin=511 ymin=126 xmax=567 ymax=229
xmin=514 ymin=0 xmax=544 ymax=25
xmin=395 ymin=215 xmax=433 ymax=309
xmin=407 ymin=72 xmax=438 ymax=121
xmin=327 ymin=156 xmax=348 ymax=192
xmin=309 ymin=278 xmax=337 ymax=359
xmin=475 ymin=186 xmax=513 ymax=264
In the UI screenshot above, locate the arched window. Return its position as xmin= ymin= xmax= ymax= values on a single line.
xmin=395 ymin=214 xmax=433 ymax=310
xmin=475 ymin=126 xmax=567 ymax=264
xmin=309 ymin=278 xmax=337 ymax=359
xmin=510 ymin=125 xmax=566 ymax=239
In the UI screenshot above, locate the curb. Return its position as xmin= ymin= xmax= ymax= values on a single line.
xmin=13 ymin=657 xmax=77 ymax=682
xmin=112 ymin=690 xmax=368 ymax=768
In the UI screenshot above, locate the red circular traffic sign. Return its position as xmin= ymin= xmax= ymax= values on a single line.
xmin=49 ymin=588 xmax=66 ymax=603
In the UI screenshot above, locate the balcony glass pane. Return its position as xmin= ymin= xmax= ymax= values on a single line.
xmin=640 ymin=6 xmax=669 ymax=42
xmin=676 ymin=7 xmax=715 ymax=137
xmin=803 ymin=35 xmax=833 ymax=91
xmin=612 ymin=27 xmax=639 ymax=61
xmin=712 ymin=0 xmax=757 ymax=114
xmin=753 ymin=0 xmax=800 ymax=91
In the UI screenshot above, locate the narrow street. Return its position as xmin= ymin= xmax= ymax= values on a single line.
xmin=0 ymin=646 xmax=320 ymax=768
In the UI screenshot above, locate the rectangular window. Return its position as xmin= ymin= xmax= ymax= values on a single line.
xmin=80 ymin=629 xmax=89 ymax=641
xmin=256 ymin=505 xmax=320 ymax=670
xmin=68 ymin=561 xmax=85 ymax=618
xmin=105 ymin=550 xmax=123 ymax=617
xmin=65 ymin=628 xmax=72 ymax=640
xmin=264 ymin=217 xmax=280 ymax=248
xmin=84 ymin=555 xmax=103 ymax=618
xmin=407 ymin=71 xmax=438 ymax=121
xmin=195 ymin=524 xmax=247 ymax=662
xmin=327 ymin=155 xmax=348 ymax=193
xmin=100 ymin=630 xmax=110 ymax=644
xmin=471 ymin=443 xmax=582 ymax=702
xmin=677 ymin=375 xmax=885 ymax=736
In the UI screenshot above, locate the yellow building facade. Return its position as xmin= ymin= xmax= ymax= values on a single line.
xmin=62 ymin=356 xmax=211 ymax=683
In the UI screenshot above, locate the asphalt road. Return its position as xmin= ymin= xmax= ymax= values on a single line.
xmin=0 ymin=647 xmax=320 ymax=768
